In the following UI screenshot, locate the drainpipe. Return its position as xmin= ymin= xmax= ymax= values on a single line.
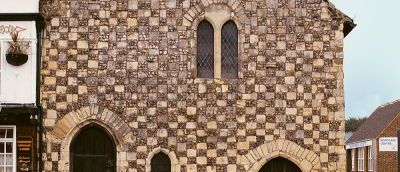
xmin=35 ymin=16 xmax=44 ymax=172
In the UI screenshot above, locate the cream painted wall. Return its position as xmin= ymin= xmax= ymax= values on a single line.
xmin=0 ymin=0 xmax=39 ymax=13
xmin=0 ymin=21 xmax=37 ymax=104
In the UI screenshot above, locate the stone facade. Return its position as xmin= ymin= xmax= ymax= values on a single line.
xmin=39 ymin=0 xmax=352 ymax=171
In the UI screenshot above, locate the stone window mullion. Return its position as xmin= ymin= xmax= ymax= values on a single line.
xmin=214 ymin=26 xmax=222 ymax=78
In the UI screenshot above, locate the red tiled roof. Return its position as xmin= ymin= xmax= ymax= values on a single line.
xmin=346 ymin=100 xmax=400 ymax=144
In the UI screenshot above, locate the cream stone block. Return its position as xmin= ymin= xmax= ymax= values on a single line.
xmin=245 ymin=153 xmax=256 ymax=164
xmin=227 ymin=165 xmax=236 ymax=172
xmin=77 ymin=40 xmax=88 ymax=49
xmin=216 ymin=157 xmax=228 ymax=164
xmin=313 ymin=59 xmax=324 ymax=67
xmin=186 ymin=164 xmax=197 ymax=172
xmin=44 ymin=77 xmax=56 ymax=85
xmin=301 ymin=149 xmax=310 ymax=160
xmin=186 ymin=107 xmax=196 ymax=115
xmin=196 ymin=157 xmax=207 ymax=165
xmin=300 ymin=159 xmax=312 ymax=171
xmin=276 ymin=139 xmax=284 ymax=151
xmin=249 ymin=150 xmax=259 ymax=161
xmin=313 ymin=42 xmax=324 ymax=50
xmin=256 ymin=146 xmax=265 ymax=158
xmin=127 ymin=18 xmax=137 ymax=27
xmin=198 ymin=84 xmax=206 ymax=93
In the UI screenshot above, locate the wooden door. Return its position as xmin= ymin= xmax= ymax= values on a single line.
xmin=259 ymin=157 xmax=302 ymax=172
xmin=71 ymin=125 xmax=116 ymax=172
xmin=151 ymin=152 xmax=171 ymax=172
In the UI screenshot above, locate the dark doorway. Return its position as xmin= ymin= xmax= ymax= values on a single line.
xmin=70 ymin=124 xmax=116 ymax=172
xmin=151 ymin=152 xmax=171 ymax=172
xmin=259 ymin=157 xmax=302 ymax=172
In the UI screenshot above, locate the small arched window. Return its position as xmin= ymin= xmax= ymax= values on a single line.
xmin=197 ymin=20 xmax=214 ymax=78
xmin=151 ymin=152 xmax=171 ymax=172
xmin=221 ymin=20 xmax=238 ymax=79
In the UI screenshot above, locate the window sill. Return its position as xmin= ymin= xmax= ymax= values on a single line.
xmin=194 ymin=77 xmax=239 ymax=84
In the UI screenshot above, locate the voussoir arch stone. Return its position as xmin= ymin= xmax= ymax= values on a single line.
xmin=242 ymin=139 xmax=321 ymax=172
xmin=182 ymin=0 xmax=245 ymax=28
xmin=51 ymin=105 xmax=133 ymax=171
xmin=145 ymin=147 xmax=181 ymax=172
xmin=51 ymin=105 xmax=131 ymax=145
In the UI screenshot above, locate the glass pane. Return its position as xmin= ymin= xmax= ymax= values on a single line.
xmin=6 ymin=167 xmax=12 ymax=172
xmin=0 ymin=143 xmax=4 ymax=153
xmin=0 ymin=130 xmax=5 ymax=138
xmin=5 ymin=129 xmax=12 ymax=139
xmin=197 ymin=20 xmax=214 ymax=78
xmin=5 ymin=143 xmax=11 ymax=153
xmin=0 ymin=155 xmax=4 ymax=165
xmin=221 ymin=20 xmax=238 ymax=79
xmin=5 ymin=155 xmax=12 ymax=165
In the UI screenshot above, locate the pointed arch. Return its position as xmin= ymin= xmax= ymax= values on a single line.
xmin=52 ymin=105 xmax=131 ymax=144
xmin=146 ymin=147 xmax=180 ymax=172
xmin=242 ymin=139 xmax=321 ymax=172
xmin=70 ymin=124 xmax=116 ymax=171
xmin=50 ymin=105 xmax=133 ymax=171
xmin=151 ymin=152 xmax=171 ymax=172
xmin=258 ymin=157 xmax=302 ymax=172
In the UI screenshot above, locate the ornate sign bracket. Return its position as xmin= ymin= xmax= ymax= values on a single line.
xmin=0 ymin=25 xmax=26 ymax=34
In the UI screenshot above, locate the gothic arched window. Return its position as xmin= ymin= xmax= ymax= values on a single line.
xmin=221 ymin=20 xmax=238 ymax=79
xmin=197 ymin=20 xmax=214 ymax=78
xmin=151 ymin=152 xmax=171 ymax=172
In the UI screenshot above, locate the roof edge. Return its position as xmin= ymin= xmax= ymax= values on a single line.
xmin=324 ymin=0 xmax=356 ymax=37
xmin=376 ymin=111 xmax=400 ymax=139
xmin=346 ymin=99 xmax=400 ymax=143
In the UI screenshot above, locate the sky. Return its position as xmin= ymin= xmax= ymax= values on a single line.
xmin=331 ymin=0 xmax=400 ymax=118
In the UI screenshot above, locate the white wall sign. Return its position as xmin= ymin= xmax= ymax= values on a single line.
xmin=379 ymin=137 xmax=398 ymax=152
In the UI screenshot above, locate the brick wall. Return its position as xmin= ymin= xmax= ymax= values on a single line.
xmin=377 ymin=113 xmax=400 ymax=172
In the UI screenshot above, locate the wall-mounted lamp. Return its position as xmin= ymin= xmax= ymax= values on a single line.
xmin=30 ymin=114 xmax=38 ymax=124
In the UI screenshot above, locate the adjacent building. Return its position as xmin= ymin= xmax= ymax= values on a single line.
xmin=346 ymin=100 xmax=400 ymax=172
xmin=0 ymin=0 xmax=44 ymax=171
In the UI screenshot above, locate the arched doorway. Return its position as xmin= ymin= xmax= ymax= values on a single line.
xmin=259 ymin=157 xmax=302 ymax=172
xmin=151 ymin=152 xmax=171 ymax=172
xmin=70 ymin=124 xmax=116 ymax=172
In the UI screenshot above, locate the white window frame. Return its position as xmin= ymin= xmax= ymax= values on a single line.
xmin=351 ymin=149 xmax=355 ymax=171
xmin=368 ymin=146 xmax=373 ymax=171
xmin=358 ymin=147 xmax=364 ymax=171
xmin=0 ymin=126 xmax=16 ymax=172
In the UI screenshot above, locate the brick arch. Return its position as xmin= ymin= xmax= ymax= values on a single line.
xmin=241 ymin=139 xmax=321 ymax=172
xmin=52 ymin=105 xmax=131 ymax=145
